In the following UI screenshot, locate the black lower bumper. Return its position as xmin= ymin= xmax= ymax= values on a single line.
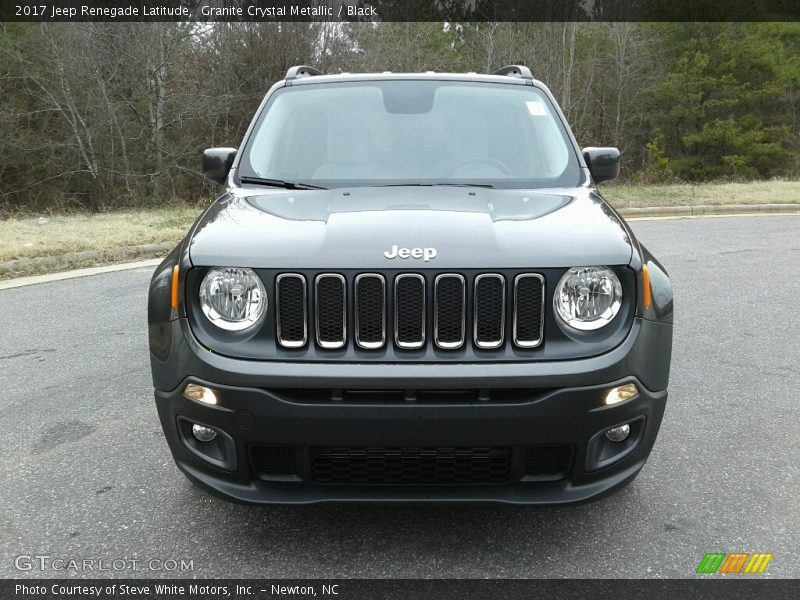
xmin=152 ymin=317 xmax=670 ymax=504
xmin=155 ymin=377 xmax=666 ymax=505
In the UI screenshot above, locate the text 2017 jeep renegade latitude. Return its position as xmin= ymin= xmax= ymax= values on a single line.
xmin=148 ymin=65 xmax=673 ymax=504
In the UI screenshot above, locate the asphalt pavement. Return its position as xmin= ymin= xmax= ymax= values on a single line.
xmin=1 ymin=215 xmax=798 ymax=578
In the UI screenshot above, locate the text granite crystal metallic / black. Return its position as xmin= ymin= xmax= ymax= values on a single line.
xmin=147 ymin=65 xmax=673 ymax=504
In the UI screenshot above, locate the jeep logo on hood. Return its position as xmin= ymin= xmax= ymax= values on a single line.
xmin=384 ymin=245 xmax=437 ymax=262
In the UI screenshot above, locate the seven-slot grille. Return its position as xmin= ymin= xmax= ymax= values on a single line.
xmin=275 ymin=272 xmax=545 ymax=352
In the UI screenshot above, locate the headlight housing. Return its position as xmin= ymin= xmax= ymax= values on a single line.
xmin=554 ymin=266 xmax=622 ymax=331
xmin=199 ymin=267 xmax=267 ymax=331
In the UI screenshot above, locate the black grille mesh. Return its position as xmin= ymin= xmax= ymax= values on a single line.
xmin=395 ymin=276 xmax=425 ymax=346
xmin=524 ymin=446 xmax=572 ymax=478
xmin=251 ymin=445 xmax=571 ymax=484
xmin=276 ymin=275 xmax=306 ymax=345
xmin=316 ymin=275 xmax=345 ymax=345
xmin=435 ymin=276 xmax=465 ymax=346
xmin=312 ymin=446 xmax=511 ymax=484
xmin=251 ymin=446 xmax=298 ymax=477
xmin=514 ymin=276 xmax=544 ymax=345
xmin=356 ymin=275 xmax=385 ymax=346
xmin=475 ymin=276 xmax=505 ymax=346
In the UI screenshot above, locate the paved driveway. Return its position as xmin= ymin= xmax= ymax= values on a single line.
xmin=1 ymin=215 xmax=798 ymax=578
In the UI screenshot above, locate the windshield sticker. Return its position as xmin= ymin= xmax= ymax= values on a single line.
xmin=526 ymin=100 xmax=548 ymax=116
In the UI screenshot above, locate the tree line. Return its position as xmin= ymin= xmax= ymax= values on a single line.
xmin=0 ymin=21 xmax=798 ymax=213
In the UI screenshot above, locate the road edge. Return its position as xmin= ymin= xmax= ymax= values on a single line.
xmin=619 ymin=202 xmax=800 ymax=218
xmin=0 ymin=258 xmax=164 ymax=290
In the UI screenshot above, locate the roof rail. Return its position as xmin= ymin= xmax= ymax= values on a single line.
xmin=493 ymin=65 xmax=533 ymax=80
xmin=284 ymin=65 xmax=323 ymax=82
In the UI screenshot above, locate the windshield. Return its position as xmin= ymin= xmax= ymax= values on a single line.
xmin=239 ymin=80 xmax=581 ymax=189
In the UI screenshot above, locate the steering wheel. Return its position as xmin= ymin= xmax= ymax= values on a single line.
xmin=444 ymin=158 xmax=514 ymax=178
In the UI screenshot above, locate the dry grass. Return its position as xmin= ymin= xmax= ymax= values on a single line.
xmin=602 ymin=180 xmax=800 ymax=208
xmin=0 ymin=206 xmax=200 ymax=263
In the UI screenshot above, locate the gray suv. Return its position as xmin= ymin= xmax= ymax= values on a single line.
xmin=148 ymin=65 xmax=673 ymax=504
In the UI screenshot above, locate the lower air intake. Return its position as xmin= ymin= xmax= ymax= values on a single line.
xmin=523 ymin=446 xmax=572 ymax=478
xmin=311 ymin=446 xmax=511 ymax=485
xmin=250 ymin=446 xmax=298 ymax=478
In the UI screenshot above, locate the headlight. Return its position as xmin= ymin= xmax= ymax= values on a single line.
xmin=554 ymin=267 xmax=622 ymax=331
xmin=199 ymin=267 xmax=267 ymax=331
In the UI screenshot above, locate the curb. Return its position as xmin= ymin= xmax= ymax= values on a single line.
xmin=0 ymin=259 xmax=164 ymax=290
xmin=618 ymin=203 xmax=800 ymax=218
xmin=0 ymin=242 xmax=173 ymax=277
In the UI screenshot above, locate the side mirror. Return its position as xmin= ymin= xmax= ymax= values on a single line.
xmin=202 ymin=148 xmax=237 ymax=184
xmin=582 ymin=147 xmax=620 ymax=184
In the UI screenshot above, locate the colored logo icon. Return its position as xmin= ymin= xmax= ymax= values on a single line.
xmin=696 ymin=552 xmax=773 ymax=574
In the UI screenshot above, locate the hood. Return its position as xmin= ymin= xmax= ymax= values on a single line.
xmin=188 ymin=186 xmax=633 ymax=269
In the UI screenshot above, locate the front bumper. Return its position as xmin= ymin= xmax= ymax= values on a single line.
xmin=157 ymin=379 xmax=666 ymax=505
xmin=151 ymin=317 xmax=671 ymax=505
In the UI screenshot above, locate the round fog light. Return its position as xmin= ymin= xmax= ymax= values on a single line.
xmin=605 ymin=424 xmax=630 ymax=442
xmin=192 ymin=424 xmax=217 ymax=442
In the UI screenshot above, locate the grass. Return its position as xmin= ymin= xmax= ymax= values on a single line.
xmin=0 ymin=180 xmax=798 ymax=278
xmin=601 ymin=180 xmax=800 ymax=208
xmin=0 ymin=206 xmax=201 ymax=263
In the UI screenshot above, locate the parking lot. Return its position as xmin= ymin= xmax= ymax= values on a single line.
xmin=1 ymin=215 xmax=798 ymax=578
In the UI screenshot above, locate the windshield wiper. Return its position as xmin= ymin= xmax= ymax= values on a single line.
xmin=380 ymin=181 xmax=495 ymax=189
xmin=431 ymin=182 xmax=494 ymax=189
xmin=239 ymin=176 xmax=327 ymax=190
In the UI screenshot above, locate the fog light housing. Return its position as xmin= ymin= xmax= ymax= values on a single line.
xmin=605 ymin=424 xmax=631 ymax=442
xmin=605 ymin=383 xmax=639 ymax=405
xmin=183 ymin=383 xmax=217 ymax=405
xmin=192 ymin=424 xmax=217 ymax=442
xmin=586 ymin=416 xmax=645 ymax=471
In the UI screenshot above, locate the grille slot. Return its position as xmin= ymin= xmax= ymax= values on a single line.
xmin=311 ymin=446 xmax=511 ymax=485
xmin=434 ymin=274 xmax=466 ymax=349
xmin=394 ymin=274 xmax=426 ymax=349
xmin=474 ymin=274 xmax=506 ymax=349
xmin=315 ymin=274 xmax=346 ymax=349
xmin=355 ymin=274 xmax=386 ymax=349
xmin=275 ymin=274 xmax=307 ymax=348
xmin=513 ymin=274 xmax=545 ymax=348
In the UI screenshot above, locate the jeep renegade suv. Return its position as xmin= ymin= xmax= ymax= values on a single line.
xmin=148 ymin=65 xmax=673 ymax=504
